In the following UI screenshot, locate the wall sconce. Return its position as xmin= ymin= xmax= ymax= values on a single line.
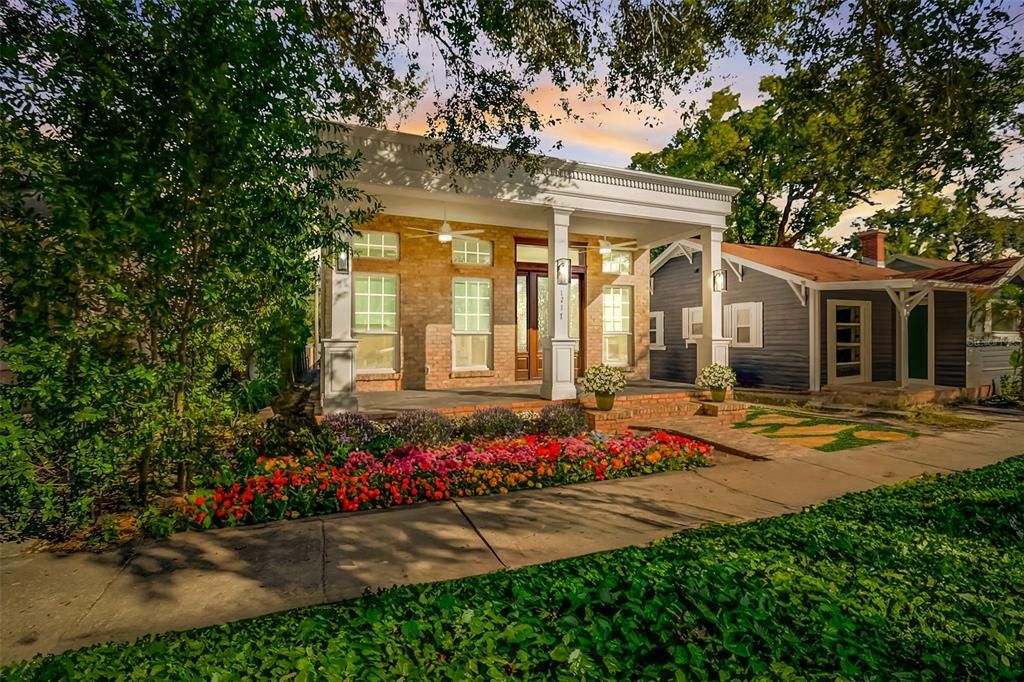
xmin=712 ymin=269 xmax=728 ymax=292
xmin=336 ymin=247 xmax=350 ymax=274
xmin=555 ymin=257 xmax=571 ymax=285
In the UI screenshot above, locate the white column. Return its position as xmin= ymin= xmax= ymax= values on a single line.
xmin=320 ymin=242 xmax=359 ymax=413
xmin=541 ymin=207 xmax=578 ymax=400
xmin=697 ymin=225 xmax=730 ymax=373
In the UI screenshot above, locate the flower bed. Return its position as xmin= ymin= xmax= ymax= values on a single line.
xmin=182 ymin=431 xmax=711 ymax=529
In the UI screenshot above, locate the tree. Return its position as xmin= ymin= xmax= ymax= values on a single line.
xmin=837 ymin=188 xmax=1024 ymax=261
xmin=1 ymin=0 xmax=376 ymax=532
xmin=631 ymin=79 xmax=902 ymax=247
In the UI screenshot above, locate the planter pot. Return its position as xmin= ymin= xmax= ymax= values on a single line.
xmin=595 ymin=393 xmax=616 ymax=411
xmin=710 ymin=388 xmax=728 ymax=403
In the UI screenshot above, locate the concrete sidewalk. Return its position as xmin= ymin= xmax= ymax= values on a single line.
xmin=3 ymin=412 xmax=1022 ymax=665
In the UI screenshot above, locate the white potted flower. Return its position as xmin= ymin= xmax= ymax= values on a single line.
xmin=696 ymin=363 xmax=736 ymax=402
xmin=580 ymin=364 xmax=628 ymax=410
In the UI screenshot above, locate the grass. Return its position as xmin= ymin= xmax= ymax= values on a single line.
xmin=733 ymin=407 xmax=918 ymax=451
xmin=6 ymin=457 xmax=1024 ymax=680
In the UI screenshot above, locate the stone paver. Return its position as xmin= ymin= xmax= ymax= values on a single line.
xmin=852 ymin=430 xmax=912 ymax=441
xmin=2 ymin=413 xmax=1022 ymax=665
xmin=770 ymin=435 xmax=838 ymax=449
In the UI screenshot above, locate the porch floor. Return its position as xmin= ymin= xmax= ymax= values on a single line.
xmin=355 ymin=379 xmax=698 ymax=416
xmin=821 ymin=381 xmax=978 ymax=407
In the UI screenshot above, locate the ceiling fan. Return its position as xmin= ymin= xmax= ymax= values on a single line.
xmin=408 ymin=222 xmax=484 ymax=243
xmin=585 ymin=238 xmax=639 ymax=253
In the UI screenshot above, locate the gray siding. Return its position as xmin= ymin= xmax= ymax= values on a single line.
xmin=819 ymin=290 xmax=896 ymax=385
xmin=650 ymin=253 xmax=811 ymax=389
xmin=935 ymin=290 xmax=968 ymax=387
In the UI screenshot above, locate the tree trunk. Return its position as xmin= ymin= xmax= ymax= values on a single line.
xmin=775 ymin=194 xmax=795 ymax=246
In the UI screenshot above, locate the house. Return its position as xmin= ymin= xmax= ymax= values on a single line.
xmin=649 ymin=229 xmax=1007 ymax=399
xmin=885 ymin=254 xmax=1024 ymax=393
xmin=316 ymin=125 xmax=739 ymax=412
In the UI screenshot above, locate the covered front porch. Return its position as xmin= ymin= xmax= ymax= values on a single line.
xmin=318 ymin=125 xmax=738 ymax=413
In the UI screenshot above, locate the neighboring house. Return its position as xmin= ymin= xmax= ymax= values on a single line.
xmin=885 ymin=255 xmax=1024 ymax=393
xmin=650 ymin=230 xmax=1004 ymax=394
xmin=317 ymin=125 xmax=739 ymax=412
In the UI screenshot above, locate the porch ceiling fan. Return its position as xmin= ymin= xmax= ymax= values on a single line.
xmin=408 ymin=222 xmax=484 ymax=243
xmin=585 ymin=238 xmax=639 ymax=253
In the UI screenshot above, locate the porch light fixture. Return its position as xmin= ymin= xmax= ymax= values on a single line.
xmin=598 ymin=239 xmax=612 ymax=255
xmin=712 ymin=268 xmax=728 ymax=292
xmin=335 ymin=247 xmax=350 ymax=274
xmin=437 ymin=222 xmax=453 ymax=243
xmin=555 ymin=257 xmax=571 ymax=285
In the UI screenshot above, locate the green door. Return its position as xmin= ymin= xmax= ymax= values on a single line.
xmin=908 ymin=305 xmax=929 ymax=380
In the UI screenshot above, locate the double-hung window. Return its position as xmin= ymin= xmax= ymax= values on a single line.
xmin=353 ymin=231 xmax=399 ymax=259
xmin=602 ymin=286 xmax=633 ymax=365
xmin=353 ymin=274 xmax=399 ymax=372
xmin=724 ymin=302 xmax=764 ymax=348
xmin=453 ymin=279 xmax=492 ymax=369
xmin=452 ymin=238 xmax=492 ymax=265
xmin=649 ymin=311 xmax=665 ymax=350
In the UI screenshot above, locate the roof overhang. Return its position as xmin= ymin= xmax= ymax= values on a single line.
xmin=325 ymin=125 xmax=739 ymax=249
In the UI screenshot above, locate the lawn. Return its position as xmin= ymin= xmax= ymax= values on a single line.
xmin=8 ymin=457 xmax=1023 ymax=680
xmin=734 ymin=407 xmax=918 ymax=451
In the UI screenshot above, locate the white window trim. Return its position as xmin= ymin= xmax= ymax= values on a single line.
xmin=352 ymin=273 xmax=400 ymax=373
xmin=649 ymin=311 xmax=665 ymax=350
xmin=682 ymin=306 xmax=703 ymax=344
xmin=452 ymin=237 xmax=493 ymax=266
xmin=353 ymin=230 xmax=399 ymax=260
xmin=826 ymin=299 xmax=873 ymax=385
xmin=451 ymin=277 xmax=493 ymax=371
xmin=602 ymin=285 xmax=633 ymax=366
xmin=724 ymin=301 xmax=764 ymax=348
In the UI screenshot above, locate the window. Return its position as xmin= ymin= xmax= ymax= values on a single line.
xmin=602 ymin=251 xmax=632 ymax=274
xmin=353 ymin=231 xmax=398 ymax=259
xmin=353 ymin=274 xmax=399 ymax=372
xmin=453 ymin=279 xmax=492 ymax=369
xmin=649 ymin=311 xmax=665 ymax=350
xmin=452 ymin=237 xmax=492 ymax=265
xmin=990 ymin=303 xmax=1019 ymax=333
xmin=682 ymin=307 xmax=703 ymax=339
xmin=724 ymin=302 xmax=764 ymax=348
xmin=602 ymin=286 xmax=633 ymax=365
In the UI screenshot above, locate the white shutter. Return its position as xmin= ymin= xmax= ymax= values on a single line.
xmin=723 ymin=304 xmax=735 ymax=341
xmin=681 ymin=307 xmax=690 ymax=339
xmin=752 ymin=301 xmax=764 ymax=348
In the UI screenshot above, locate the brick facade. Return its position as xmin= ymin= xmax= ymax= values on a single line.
xmin=326 ymin=213 xmax=652 ymax=392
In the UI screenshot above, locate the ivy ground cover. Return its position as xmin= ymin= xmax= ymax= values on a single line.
xmin=182 ymin=431 xmax=711 ymax=528
xmin=9 ymin=456 xmax=1023 ymax=680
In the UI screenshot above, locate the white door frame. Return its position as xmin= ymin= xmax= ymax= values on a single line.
xmin=827 ymin=299 xmax=873 ymax=385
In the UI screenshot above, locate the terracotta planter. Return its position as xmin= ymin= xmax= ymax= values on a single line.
xmin=595 ymin=392 xmax=616 ymax=411
xmin=710 ymin=388 xmax=728 ymax=403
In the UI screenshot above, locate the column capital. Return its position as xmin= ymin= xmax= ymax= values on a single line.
xmin=549 ymin=205 xmax=575 ymax=224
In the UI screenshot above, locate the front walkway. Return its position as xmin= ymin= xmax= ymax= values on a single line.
xmin=2 ymin=411 xmax=1022 ymax=665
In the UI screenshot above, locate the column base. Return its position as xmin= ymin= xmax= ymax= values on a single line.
xmin=540 ymin=338 xmax=578 ymax=400
xmin=697 ymin=337 xmax=731 ymax=373
xmin=320 ymin=338 xmax=359 ymax=414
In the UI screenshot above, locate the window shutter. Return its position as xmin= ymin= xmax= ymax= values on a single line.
xmin=723 ymin=304 xmax=734 ymax=341
xmin=681 ymin=308 xmax=690 ymax=339
xmin=752 ymin=301 xmax=764 ymax=348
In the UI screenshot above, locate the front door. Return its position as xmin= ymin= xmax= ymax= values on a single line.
xmin=827 ymin=300 xmax=872 ymax=384
xmin=908 ymin=304 xmax=929 ymax=381
xmin=516 ymin=272 xmax=582 ymax=380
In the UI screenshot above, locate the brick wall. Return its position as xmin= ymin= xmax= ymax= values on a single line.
xmin=325 ymin=213 xmax=652 ymax=391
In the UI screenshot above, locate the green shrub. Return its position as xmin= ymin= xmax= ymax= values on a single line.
xmin=538 ymin=403 xmax=587 ymax=437
xmin=458 ymin=408 xmax=524 ymax=440
xmin=138 ymin=506 xmax=176 ymax=540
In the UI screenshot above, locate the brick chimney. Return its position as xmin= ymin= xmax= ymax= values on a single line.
xmin=858 ymin=229 xmax=887 ymax=268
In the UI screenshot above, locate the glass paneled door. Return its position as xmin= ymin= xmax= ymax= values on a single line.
xmin=827 ymin=300 xmax=872 ymax=384
xmin=516 ymin=272 xmax=582 ymax=380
